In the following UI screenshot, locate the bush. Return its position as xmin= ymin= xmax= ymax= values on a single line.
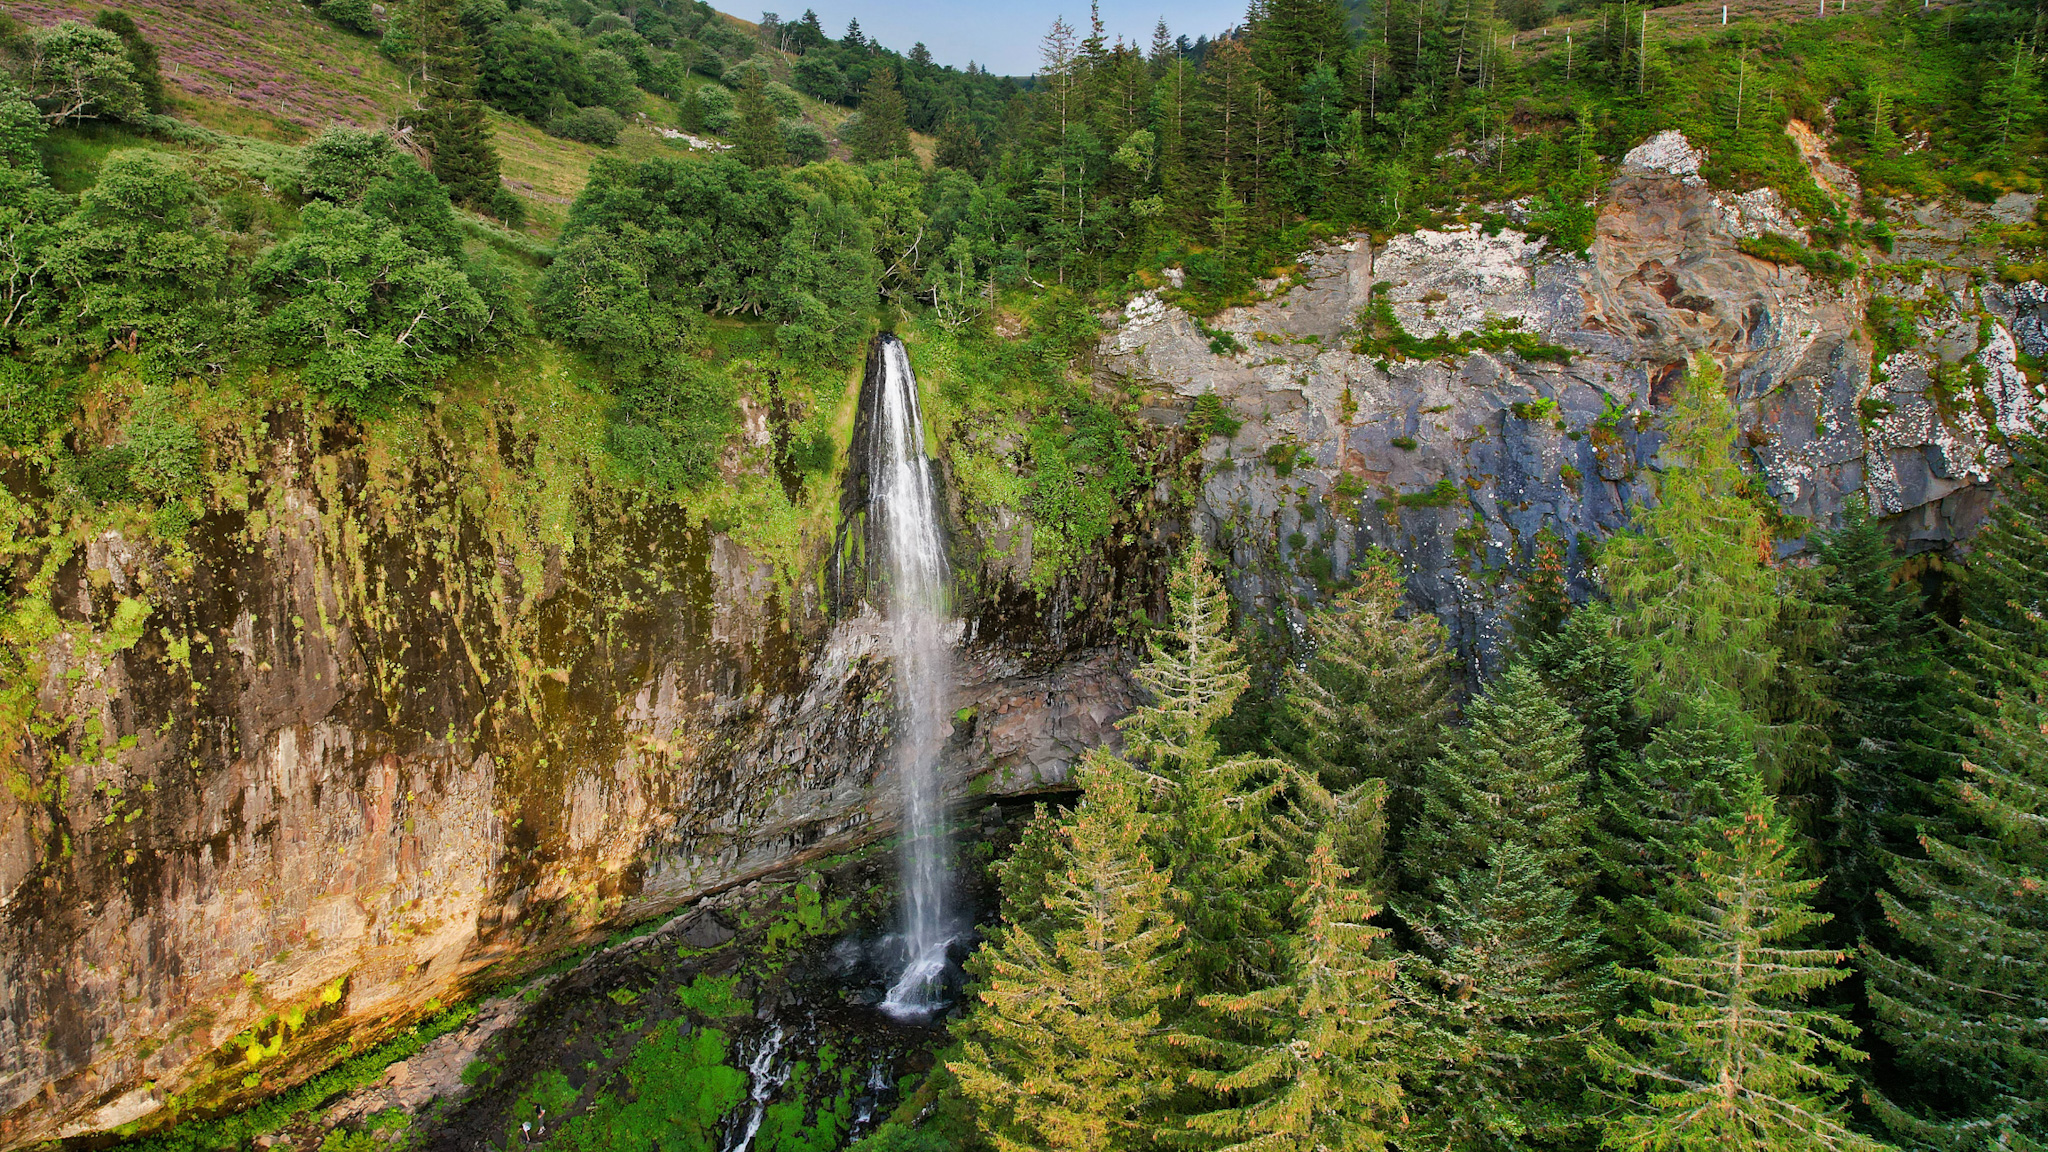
xmin=0 ymin=362 xmax=72 ymax=448
xmin=779 ymin=118 xmax=828 ymax=164
xmin=122 ymin=394 xmax=203 ymax=498
xmin=301 ymin=127 xmax=394 ymax=203
xmin=547 ymin=105 xmax=623 ymax=146
xmin=761 ymin=80 xmax=803 ymax=118
xmin=317 ymin=0 xmax=379 ymax=36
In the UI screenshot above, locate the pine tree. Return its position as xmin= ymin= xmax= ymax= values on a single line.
xmin=1185 ymin=829 xmax=1406 ymax=1152
xmin=848 ymin=64 xmax=910 ymax=161
xmin=1596 ymin=700 xmax=1763 ymax=961
xmin=1250 ymin=0 xmax=1352 ymax=103
xmin=1954 ymin=433 xmax=2048 ymax=697
xmin=1404 ymin=665 xmax=1591 ymax=888
xmin=1527 ymin=602 xmax=1643 ymax=800
xmin=1402 ymin=840 xmax=1613 ymax=1151
xmin=952 ymin=752 xmax=1184 ymax=1152
xmin=1121 ymin=546 xmax=1282 ymax=992
xmin=1600 ymin=353 xmax=1832 ymax=782
xmin=1810 ymin=497 xmax=1938 ymax=945
xmin=1590 ymin=802 xmax=1885 ymax=1152
xmin=389 ymin=0 xmax=504 ymax=215
xmin=1284 ymin=553 xmax=1456 ymax=804
xmin=1864 ymin=692 xmax=2048 ymax=1150
xmin=1861 ymin=440 xmax=2048 ymax=1150
xmin=735 ymin=69 xmax=786 ymax=169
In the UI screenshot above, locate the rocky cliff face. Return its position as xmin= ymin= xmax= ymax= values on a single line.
xmin=1107 ymin=131 xmax=2045 ymax=667
xmin=0 ymin=374 xmax=1149 ymax=1145
xmin=5 ymin=130 xmax=2041 ymax=1148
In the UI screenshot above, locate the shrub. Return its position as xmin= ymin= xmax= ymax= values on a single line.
xmin=779 ymin=118 xmax=828 ymax=164
xmin=301 ymin=127 xmax=394 ymax=204
xmin=548 ymin=105 xmax=624 ymax=146
xmin=1190 ymin=393 xmax=1242 ymax=439
xmin=317 ymin=0 xmax=379 ymax=36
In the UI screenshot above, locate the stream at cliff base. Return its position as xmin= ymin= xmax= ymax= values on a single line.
xmin=868 ymin=336 xmax=959 ymax=1020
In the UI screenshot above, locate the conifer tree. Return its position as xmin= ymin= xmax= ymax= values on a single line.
xmin=1284 ymin=553 xmax=1456 ymax=810
xmin=1403 ymin=840 xmax=1613 ymax=1151
xmin=1810 ymin=497 xmax=1938 ymax=944
xmin=1121 ymin=546 xmax=1282 ymax=992
xmin=1512 ymin=526 xmax=1574 ymax=646
xmin=1250 ymin=0 xmax=1352 ymax=103
xmin=389 ymin=0 xmax=504 ymax=215
xmin=952 ymin=752 xmax=1184 ymax=1152
xmin=1185 ymin=829 xmax=1406 ymax=1152
xmin=849 ymin=64 xmax=910 ymax=161
xmin=1527 ymin=602 xmax=1643 ymax=798
xmin=735 ymin=69 xmax=787 ymax=169
xmin=1864 ymin=692 xmax=2048 ymax=1150
xmin=1600 ymin=353 xmax=1832 ymax=781
xmin=1405 ymin=664 xmax=1590 ymax=888
xmin=1595 ymin=701 xmax=1762 ymax=960
xmin=1590 ymin=802 xmax=1885 ymax=1152
xmin=1953 ymin=433 xmax=2048 ymax=696
xmin=1862 ymin=441 xmax=2048 ymax=1150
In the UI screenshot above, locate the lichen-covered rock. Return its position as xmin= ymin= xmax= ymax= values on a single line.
xmin=1103 ymin=159 xmax=2045 ymax=668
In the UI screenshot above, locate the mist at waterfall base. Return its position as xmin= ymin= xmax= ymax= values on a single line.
xmin=865 ymin=335 xmax=968 ymax=1021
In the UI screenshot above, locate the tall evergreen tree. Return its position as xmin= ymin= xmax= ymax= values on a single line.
xmin=1600 ymin=353 xmax=1832 ymax=782
xmin=735 ymin=68 xmax=787 ymax=168
xmin=1249 ymin=0 xmax=1352 ymax=103
xmin=953 ymin=753 xmax=1184 ymax=1152
xmin=1283 ymin=553 xmax=1456 ymax=833
xmin=1864 ymin=691 xmax=2048 ymax=1151
xmin=389 ymin=0 xmax=505 ymax=215
xmin=1528 ymin=602 xmax=1644 ymax=800
xmin=1404 ymin=664 xmax=1591 ymax=888
xmin=849 ymin=64 xmax=910 ymax=161
xmin=1590 ymin=802 xmax=1885 ymax=1152
xmin=1862 ymin=441 xmax=2048 ymax=1151
xmin=1186 ymin=829 xmax=1406 ymax=1152
xmin=1403 ymin=840 xmax=1613 ymax=1151
xmin=1810 ymin=497 xmax=1938 ymax=945
xmin=1121 ymin=546 xmax=1283 ymax=993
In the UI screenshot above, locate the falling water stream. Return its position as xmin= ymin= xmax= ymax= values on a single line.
xmin=867 ymin=336 xmax=957 ymax=1020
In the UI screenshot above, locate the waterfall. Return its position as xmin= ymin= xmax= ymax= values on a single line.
xmin=867 ymin=336 xmax=957 ymax=1020
xmin=723 ymin=1024 xmax=790 ymax=1152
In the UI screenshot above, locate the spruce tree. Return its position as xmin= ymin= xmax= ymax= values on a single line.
xmin=1595 ymin=700 xmax=1763 ymax=961
xmin=1590 ymin=802 xmax=1885 ymax=1152
xmin=1404 ymin=664 xmax=1591 ymax=888
xmin=735 ymin=69 xmax=786 ymax=169
xmin=1527 ymin=601 xmax=1644 ymax=801
xmin=952 ymin=752 xmax=1184 ymax=1152
xmin=1810 ymin=497 xmax=1938 ymax=945
xmin=390 ymin=0 xmax=504 ymax=215
xmin=1857 ymin=436 xmax=2047 ymax=1150
xmin=1283 ymin=552 xmax=1456 ymax=822
xmin=1863 ymin=693 xmax=2048 ymax=1150
xmin=1403 ymin=840 xmax=1613 ymax=1151
xmin=1121 ymin=546 xmax=1282 ymax=992
xmin=849 ymin=64 xmax=910 ymax=161
xmin=1600 ymin=353 xmax=1832 ymax=782
xmin=1185 ymin=829 xmax=1406 ymax=1152
xmin=1249 ymin=0 xmax=1351 ymax=103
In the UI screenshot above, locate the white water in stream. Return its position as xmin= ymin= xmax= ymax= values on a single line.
xmin=869 ymin=337 xmax=957 ymax=1020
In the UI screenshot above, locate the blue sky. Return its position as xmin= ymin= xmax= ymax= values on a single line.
xmin=755 ymin=1 xmax=1249 ymax=76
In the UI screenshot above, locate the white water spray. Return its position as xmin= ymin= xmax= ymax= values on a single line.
xmin=724 ymin=1024 xmax=790 ymax=1152
xmin=868 ymin=337 xmax=956 ymax=1020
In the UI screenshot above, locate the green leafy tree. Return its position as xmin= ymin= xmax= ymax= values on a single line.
xmin=90 ymin=11 xmax=167 ymax=114
xmin=1591 ymin=802 xmax=1885 ymax=1152
xmin=951 ymin=752 xmax=1184 ymax=1152
xmin=20 ymin=22 xmax=144 ymax=125
xmin=249 ymin=202 xmax=495 ymax=411
xmin=1185 ymin=828 xmax=1405 ymax=1152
